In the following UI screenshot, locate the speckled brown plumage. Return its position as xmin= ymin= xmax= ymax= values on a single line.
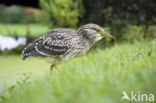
xmin=21 ymin=23 xmax=111 ymax=63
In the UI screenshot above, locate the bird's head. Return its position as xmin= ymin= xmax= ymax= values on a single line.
xmin=77 ymin=23 xmax=115 ymax=44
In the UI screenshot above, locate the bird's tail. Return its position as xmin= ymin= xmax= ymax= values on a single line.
xmin=21 ymin=43 xmax=35 ymax=60
xmin=21 ymin=43 xmax=46 ymax=60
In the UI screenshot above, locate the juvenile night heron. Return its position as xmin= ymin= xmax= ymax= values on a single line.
xmin=21 ymin=23 xmax=114 ymax=70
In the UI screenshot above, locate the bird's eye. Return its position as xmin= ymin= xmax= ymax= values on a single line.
xmin=96 ymin=29 xmax=100 ymax=32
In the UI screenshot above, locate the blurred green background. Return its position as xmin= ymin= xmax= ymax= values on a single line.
xmin=0 ymin=0 xmax=156 ymax=103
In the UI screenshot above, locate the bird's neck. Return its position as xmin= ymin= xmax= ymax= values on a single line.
xmin=78 ymin=33 xmax=101 ymax=46
xmin=78 ymin=35 xmax=96 ymax=49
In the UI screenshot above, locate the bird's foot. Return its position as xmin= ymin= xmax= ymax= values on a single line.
xmin=50 ymin=64 xmax=56 ymax=72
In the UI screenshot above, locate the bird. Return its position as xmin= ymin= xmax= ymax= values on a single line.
xmin=21 ymin=23 xmax=114 ymax=71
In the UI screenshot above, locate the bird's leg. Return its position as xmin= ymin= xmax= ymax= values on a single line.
xmin=50 ymin=64 xmax=56 ymax=72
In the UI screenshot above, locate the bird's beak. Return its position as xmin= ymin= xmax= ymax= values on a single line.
xmin=100 ymin=31 xmax=116 ymax=40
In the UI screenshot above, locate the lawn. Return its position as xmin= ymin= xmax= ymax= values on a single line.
xmin=0 ymin=56 xmax=49 ymax=94
xmin=0 ymin=24 xmax=49 ymax=37
xmin=0 ymin=39 xmax=156 ymax=103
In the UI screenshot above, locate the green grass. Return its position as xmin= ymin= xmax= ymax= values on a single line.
xmin=0 ymin=40 xmax=156 ymax=103
xmin=0 ymin=56 xmax=49 ymax=93
xmin=0 ymin=23 xmax=49 ymax=37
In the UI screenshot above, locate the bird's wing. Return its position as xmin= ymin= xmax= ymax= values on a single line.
xmin=34 ymin=36 xmax=69 ymax=56
xmin=22 ymin=28 xmax=76 ymax=60
xmin=33 ymin=29 xmax=75 ymax=57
